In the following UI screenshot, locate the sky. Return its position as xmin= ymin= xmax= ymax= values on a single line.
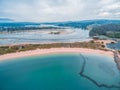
xmin=0 ymin=0 xmax=120 ymax=22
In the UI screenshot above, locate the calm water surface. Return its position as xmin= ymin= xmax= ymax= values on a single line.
xmin=0 ymin=53 xmax=120 ymax=90
xmin=0 ymin=29 xmax=90 ymax=45
xmin=107 ymin=41 xmax=120 ymax=50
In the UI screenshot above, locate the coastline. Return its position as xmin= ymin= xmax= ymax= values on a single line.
xmin=0 ymin=48 xmax=114 ymax=61
xmin=113 ymin=51 xmax=120 ymax=70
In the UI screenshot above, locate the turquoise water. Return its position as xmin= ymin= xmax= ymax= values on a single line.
xmin=0 ymin=53 xmax=120 ymax=90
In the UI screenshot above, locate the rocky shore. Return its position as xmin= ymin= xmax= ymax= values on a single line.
xmin=113 ymin=51 xmax=120 ymax=70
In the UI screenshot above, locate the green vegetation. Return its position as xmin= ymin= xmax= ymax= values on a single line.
xmin=0 ymin=41 xmax=106 ymax=55
xmin=89 ymin=24 xmax=120 ymax=38
xmin=107 ymin=31 xmax=120 ymax=38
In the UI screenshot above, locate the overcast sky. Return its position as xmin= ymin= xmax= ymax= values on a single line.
xmin=0 ymin=0 xmax=120 ymax=22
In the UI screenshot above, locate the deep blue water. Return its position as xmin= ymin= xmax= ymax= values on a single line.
xmin=0 ymin=53 xmax=120 ymax=90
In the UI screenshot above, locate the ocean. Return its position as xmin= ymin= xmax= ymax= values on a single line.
xmin=0 ymin=53 xmax=120 ymax=90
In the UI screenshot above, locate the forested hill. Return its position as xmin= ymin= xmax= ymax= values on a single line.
xmin=49 ymin=20 xmax=120 ymax=29
xmin=89 ymin=24 xmax=120 ymax=38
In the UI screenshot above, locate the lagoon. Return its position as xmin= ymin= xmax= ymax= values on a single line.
xmin=0 ymin=29 xmax=90 ymax=45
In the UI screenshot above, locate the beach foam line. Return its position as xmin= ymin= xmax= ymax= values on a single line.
xmin=0 ymin=48 xmax=114 ymax=61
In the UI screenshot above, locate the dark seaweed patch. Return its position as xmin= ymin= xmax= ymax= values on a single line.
xmin=79 ymin=54 xmax=120 ymax=89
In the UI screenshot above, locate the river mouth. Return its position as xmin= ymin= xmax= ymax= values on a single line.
xmin=0 ymin=53 xmax=120 ymax=90
xmin=0 ymin=28 xmax=90 ymax=45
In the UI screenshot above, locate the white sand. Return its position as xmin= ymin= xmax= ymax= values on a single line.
xmin=0 ymin=48 xmax=114 ymax=61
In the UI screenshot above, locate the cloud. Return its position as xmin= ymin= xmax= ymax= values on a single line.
xmin=98 ymin=0 xmax=120 ymax=18
xmin=0 ymin=0 xmax=120 ymax=22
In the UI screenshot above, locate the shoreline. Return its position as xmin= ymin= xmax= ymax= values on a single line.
xmin=0 ymin=48 xmax=114 ymax=61
xmin=113 ymin=51 xmax=120 ymax=70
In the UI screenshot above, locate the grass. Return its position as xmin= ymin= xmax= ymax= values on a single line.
xmin=0 ymin=41 xmax=106 ymax=55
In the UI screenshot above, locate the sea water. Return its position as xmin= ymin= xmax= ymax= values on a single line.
xmin=0 ymin=53 xmax=120 ymax=90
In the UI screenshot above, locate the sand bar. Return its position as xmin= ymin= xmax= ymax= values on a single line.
xmin=0 ymin=48 xmax=114 ymax=61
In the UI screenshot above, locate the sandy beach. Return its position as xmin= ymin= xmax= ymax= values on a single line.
xmin=0 ymin=48 xmax=114 ymax=61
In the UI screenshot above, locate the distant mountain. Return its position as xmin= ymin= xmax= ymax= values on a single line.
xmin=0 ymin=19 xmax=120 ymax=28
xmin=43 ymin=19 xmax=120 ymax=29
xmin=0 ymin=22 xmax=40 ymax=27
xmin=0 ymin=18 xmax=14 ymax=22
xmin=0 ymin=19 xmax=120 ymax=32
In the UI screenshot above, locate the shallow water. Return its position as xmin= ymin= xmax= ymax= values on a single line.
xmin=0 ymin=29 xmax=90 ymax=45
xmin=107 ymin=41 xmax=120 ymax=50
xmin=0 ymin=53 xmax=120 ymax=90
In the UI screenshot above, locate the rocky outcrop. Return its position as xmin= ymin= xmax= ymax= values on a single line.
xmin=113 ymin=51 xmax=120 ymax=70
xmin=79 ymin=54 xmax=120 ymax=89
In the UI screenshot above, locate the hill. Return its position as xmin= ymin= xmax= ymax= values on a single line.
xmin=45 ymin=20 xmax=120 ymax=29
xmin=89 ymin=24 xmax=120 ymax=38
